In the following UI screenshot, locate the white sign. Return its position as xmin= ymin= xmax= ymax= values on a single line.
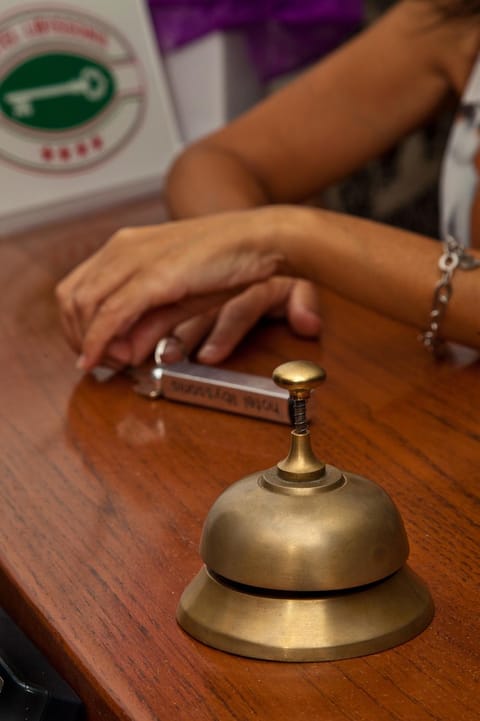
xmin=0 ymin=1 xmax=181 ymax=233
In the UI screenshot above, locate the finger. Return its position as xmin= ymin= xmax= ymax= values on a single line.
xmin=123 ymin=313 xmax=218 ymax=367
xmin=89 ymin=355 xmax=127 ymax=373
xmin=120 ymin=304 xmax=224 ymax=367
xmin=80 ymin=282 xmax=234 ymax=370
xmin=103 ymin=338 xmax=134 ymax=367
xmin=286 ymin=279 xmax=322 ymax=337
xmin=56 ymin=273 xmax=89 ymax=354
xmin=168 ymin=312 xmax=218 ymax=359
xmin=82 ymin=305 xmax=183 ymax=370
xmin=196 ymin=282 xmax=283 ymax=364
xmin=56 ymin=246 xmax=114 ymax=351
xmin=70 ymin=259 xmax=137 ymax=343
xmin=57 ymin=296 xmax=82 ymax=355
xmin=56 ymin=229 xmax=145 ymax=351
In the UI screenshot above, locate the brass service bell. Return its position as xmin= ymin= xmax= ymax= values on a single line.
xmin=177 ymin=361 xmax=434 ymax=661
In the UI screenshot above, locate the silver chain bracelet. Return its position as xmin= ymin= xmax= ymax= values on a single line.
xmin=420 ymin=235 xmax=480 ymax=358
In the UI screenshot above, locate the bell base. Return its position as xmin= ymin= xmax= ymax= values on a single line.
xmin=177 ymin=565 xmax=433 ymax=662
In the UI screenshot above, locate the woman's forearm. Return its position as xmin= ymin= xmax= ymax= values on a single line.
xmin=268 ymin=205 xmax=480 ymax=349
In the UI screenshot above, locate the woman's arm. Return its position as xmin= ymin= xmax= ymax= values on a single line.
xmin=56 ymin=1 xmax=480 ymax=369
xmin=56 ymin=205 xmax=480 ymax=371
xmin=165 ymin=0 xmax=479 ymax=219
xmin=159 ymin=0 xmax=480 ymax=363
xmin=279 ymin=206 xmax=479 ymax=347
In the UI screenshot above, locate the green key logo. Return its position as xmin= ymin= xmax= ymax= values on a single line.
xmin=0 ymin=53 xmax=115 ymax=130
xmin=0 ymin=8 xmax=145 ymax=172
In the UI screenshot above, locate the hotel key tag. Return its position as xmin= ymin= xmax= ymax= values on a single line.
xmin=131 ymin=338 xmax=292 ymax=424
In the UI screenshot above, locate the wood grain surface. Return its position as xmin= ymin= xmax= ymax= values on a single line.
xmin=0 ymin=197 xmax=479 ymax=721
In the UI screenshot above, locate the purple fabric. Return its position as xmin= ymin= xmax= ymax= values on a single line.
xmin=148 ymin=2 xmax=263 ymax=50
xmin=247 ymin=19 xmax=358 ymax=81
xmin=148 ymin=1 xmax=362 ymax=79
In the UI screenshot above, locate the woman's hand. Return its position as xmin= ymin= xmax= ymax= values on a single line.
xmin=55 ymin=209 xmax=321 ymax=370
xmin=174 ymin=277 xmax=321 ymax=364
xmin=101 ymin=276 xmax=321 ymax=368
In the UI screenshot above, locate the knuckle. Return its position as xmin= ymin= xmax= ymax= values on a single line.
xmin=108 ymin=227 xmax=134 ymax=247
xmin=71 ymin=287 xmax=95 ymax=318
xmin=55 ymin=283 xmax=77 ymax=319
xmin=98 ymin=295 xmax=124 ymax=319
xmin=55 ymin=281 xmax=67 ymax=304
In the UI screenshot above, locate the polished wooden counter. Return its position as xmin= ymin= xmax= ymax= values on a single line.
xmin=0 ymin=197 xmax=479 ymax=721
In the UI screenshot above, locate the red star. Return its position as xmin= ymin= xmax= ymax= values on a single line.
xmin=76 ymin=143 xmax=88 ymax=156
xmin=59 ymin=147 xmax=71 ymax=161
xmin=41 ymin=147 xmax=53 ymax=161
xmin=91 ymin=136 xmax=103 ymax=150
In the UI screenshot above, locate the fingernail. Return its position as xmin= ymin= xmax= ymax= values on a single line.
xmin=76 ymin=354 xmax=86 ymax=370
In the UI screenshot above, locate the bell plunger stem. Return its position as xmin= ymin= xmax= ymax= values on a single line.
xmin=273 ymin=361 xmax=326 ymax=481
